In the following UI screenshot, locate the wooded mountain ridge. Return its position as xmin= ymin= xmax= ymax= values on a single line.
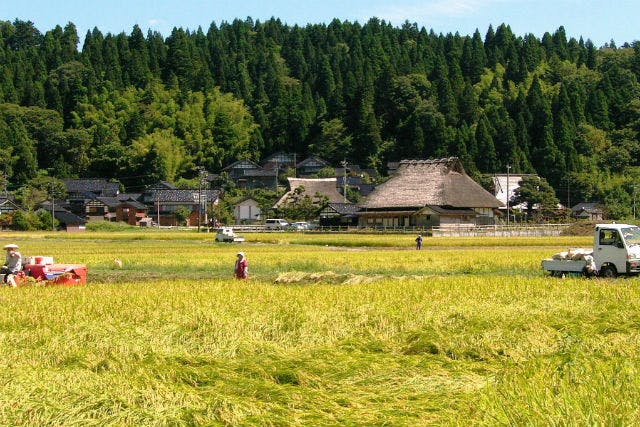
xmin=1 ymin=18 xmax=639 ymax=217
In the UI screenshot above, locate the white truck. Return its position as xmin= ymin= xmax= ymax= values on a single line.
xmin=541 ymin=223 xmax=640 ymax=278
xmin=215 ymin=227 xmax=245 ymax=243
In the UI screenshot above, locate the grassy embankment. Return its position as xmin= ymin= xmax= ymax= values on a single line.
xmin=1 ymin=231 xmax=638 ymax=425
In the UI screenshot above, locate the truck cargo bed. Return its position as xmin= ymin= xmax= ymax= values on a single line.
xmin=541 ymin=258 xmax=587 ymax=273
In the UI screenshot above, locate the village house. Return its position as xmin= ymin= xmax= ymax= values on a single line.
xmin=274 ymin=177 xmax=350 ymax=207
xmin=571 ymin=202 xmax=605 ymax=221
xmin=319 ymin=202 xmax=360 ymax=226
xmin=141 ymin=186 xmax=221 ymax=227
xmin=492 ymin=173 xmax=538 ymax=221
xmin=296 ymin=156 xmax=331 ymax=176
xmin=0 ymin=196 xmax=22 ymax=215
xmin=39 ymin=201 xmax=87 ymax=232
xmin=274 ymin=177 xmax=357 ymax=223
xmin=232 ymin=196 xmax=262 ymax=224
xmin=87 ymin=193 xmax=142 ymax=221
xmin=358 ymin=158 xmax=503 ymax=228
xmin=63 ymin=178 xmax=121 ymax=219
xmin=262 ymin=152 xmax=297 ymax=171
xmin=221 ymin=159 xmax=278 ymax=189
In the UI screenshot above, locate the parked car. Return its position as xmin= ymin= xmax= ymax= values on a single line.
xmin=289 ymin=221 xmax=310 ymax=230
xmin=265 ymin=218 xmax=289 ymax=230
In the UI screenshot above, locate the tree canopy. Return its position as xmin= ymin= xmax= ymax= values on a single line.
xmin=1 ymin=18 xmax=640 ymax=217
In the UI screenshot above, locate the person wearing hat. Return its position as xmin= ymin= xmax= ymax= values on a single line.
xmin=2 ymin=244 xmax=22 ymax=286
xmin=234 ymin=252 xmax=248 ymax=279
xmin=415 ymin=234 xmax=423 ymax=250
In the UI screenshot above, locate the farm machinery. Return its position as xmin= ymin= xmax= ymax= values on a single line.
xmin=3 ymin=256 xmax=87 ymax=286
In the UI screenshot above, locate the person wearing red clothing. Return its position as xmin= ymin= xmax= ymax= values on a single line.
xmin=234 ymin=252 xmax=248 ymax=279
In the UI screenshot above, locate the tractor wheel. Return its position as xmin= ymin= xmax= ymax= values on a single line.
xmin=599 ymin=265 xmax=617 ymax=278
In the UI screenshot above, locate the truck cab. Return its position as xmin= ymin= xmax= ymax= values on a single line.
xmin=593 ymin=224 xmax=640 ymax=277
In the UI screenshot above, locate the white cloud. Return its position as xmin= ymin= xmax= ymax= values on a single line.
xmin=148 ymin=18 xmax=163 ymax=27
xmin=370 ymin=0 xmax=507 ymax=23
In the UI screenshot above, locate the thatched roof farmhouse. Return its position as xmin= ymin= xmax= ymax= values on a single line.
xmin=275 ymin=177 xmax=348 ymax=207
xmin=358 ymin=158 xmax=503 ymax=228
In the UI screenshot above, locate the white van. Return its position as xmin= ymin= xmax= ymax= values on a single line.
xmin=265 ymin=218 xmax=289 ymax=230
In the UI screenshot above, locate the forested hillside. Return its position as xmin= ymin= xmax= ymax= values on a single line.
xmin=1 ymin=18 xmax=640 ymax=215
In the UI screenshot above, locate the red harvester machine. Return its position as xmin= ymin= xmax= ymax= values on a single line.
xmin=21 ymin=256 xmax=87 ymax=286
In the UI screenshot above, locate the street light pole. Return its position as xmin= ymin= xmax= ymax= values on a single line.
xmin=506 ymin=164 xmax=511 ymax=227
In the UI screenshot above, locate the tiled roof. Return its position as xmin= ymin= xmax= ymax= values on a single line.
xmin=327 ymin=202 xmax=359 ymax=215
xmin=296 ymin=156 xmax=330 ymax=168
xmin=52 ymin=207 xmax=87 ymax=225
xmin=222 ymin=159 xmax=260 ymax=171
xmin=147 ymin=189 xmax=220 ymax=203
xmin=63 ymin=179 xmax=119 ymax=196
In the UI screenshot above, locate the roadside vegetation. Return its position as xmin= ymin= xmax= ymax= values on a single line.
xmin=1 ymin=231 xmax=638 ymax=425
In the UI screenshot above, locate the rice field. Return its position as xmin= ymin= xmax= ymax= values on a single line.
xmin=1 ymin=230 xmax=638 ymax=426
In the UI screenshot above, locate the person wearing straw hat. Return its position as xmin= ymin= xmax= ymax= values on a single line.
xmin=234 ymin=252 xmax=248 ymax=279
xmin=2 ymin=244 xmax=22 ymax=286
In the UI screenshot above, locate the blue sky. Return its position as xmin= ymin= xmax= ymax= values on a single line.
xmin=4 ymin=0 xmax=638 ymax=47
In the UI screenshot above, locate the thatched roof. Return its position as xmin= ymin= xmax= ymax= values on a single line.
xmin=360 ymin=158 xmax=502 ymax=209
xmin=275 ymin=178 xmax=346 ymax=207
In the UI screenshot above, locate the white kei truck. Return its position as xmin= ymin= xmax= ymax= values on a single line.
xmin=541 ymin=223 xmax=640 ymax=278
xmin=214 ymin=227 xmax=245 ymax=243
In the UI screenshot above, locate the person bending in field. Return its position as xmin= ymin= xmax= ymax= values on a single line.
xmin=234 ymin=252 xmax=248 ymax=279
xmin=2 ymin=243 xmax=22 ymax=286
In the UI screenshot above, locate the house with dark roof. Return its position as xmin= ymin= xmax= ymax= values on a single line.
xmin=0 ymin=196 xmax=22 ymax=215
xmin=222 ymin=159 xmax=260 ymax=180
xmin=242 ymin=168 xmax=277 ymax=189
xmin=63 ymin=179 xmax=120 ymax=198
xmin=262 ymin=152 xmax=297 ymax=171
xmin=571 ymin=202 xmax=605 ymax=220
xmin=319 ymin=202 xmax=359 ymax=226
xmin=141 ymin=188 xmax=221 ymax=226
xmin=63 ymin=179 xmax=121 ymax=218
xmin=90 ymin=194 xmax=142 ymax=221
xmin=222 ymin=159 xmax=276 ymax=189
xmin=358 ymin=158 xmax=503 ymax=228
xmin=115 ymin=199 xmax=149 ymax=225
xmin=296 ymin=156 xmax=331 ymax=176
xmin=39 ymin=202 xmax=87 ymax=232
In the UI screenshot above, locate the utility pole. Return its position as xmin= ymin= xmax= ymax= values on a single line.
xmin=506 ymin=164 xmax=511 ymax=227
xmin=341 ymin=159 xmax=348 ymax=203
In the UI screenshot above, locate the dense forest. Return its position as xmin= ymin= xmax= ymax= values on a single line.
xmin=1 ymin=18 xmax=640 ymax=216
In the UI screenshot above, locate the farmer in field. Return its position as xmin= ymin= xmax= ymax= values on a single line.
xmin=415 ymin=234 xmax=423 ymax=250
xmin=2 ymin=243 xmax=22 ymax=286
xmin=234 ymin=252 xmax=248 ymax=279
